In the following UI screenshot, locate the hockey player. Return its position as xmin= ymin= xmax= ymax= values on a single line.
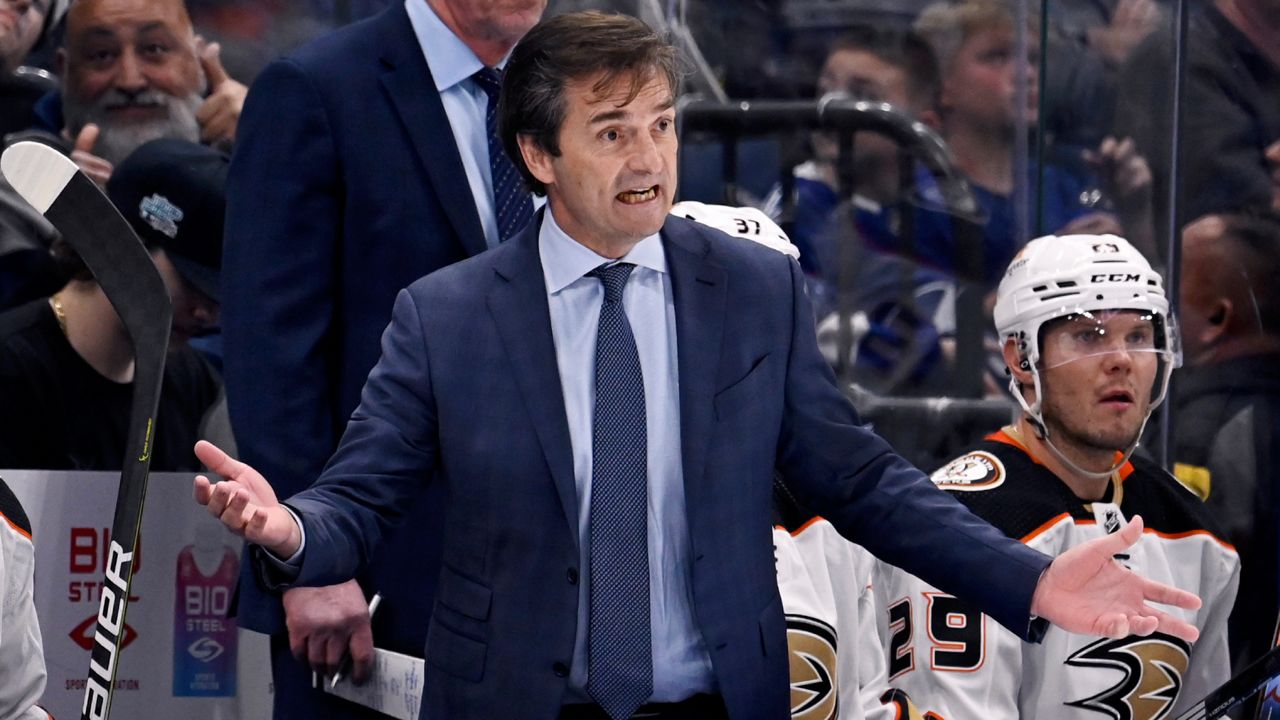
xmin=875 ymin=233 xmax=1240 ymax=719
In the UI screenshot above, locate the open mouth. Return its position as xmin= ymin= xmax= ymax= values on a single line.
xmin=617 ymin=186 xmax=658 ymax=204
xmin=1099 ymin=389 xmax=1134 ymax=406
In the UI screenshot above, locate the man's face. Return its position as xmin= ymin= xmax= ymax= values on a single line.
xmin=0 ymin=0 xmax=46 ymax=73
xmin=60 ymin=0 xmax=203 ymax=164
xmin=941 ymin=26 xmax=1039 ymax=130
xmin=814 ymin=48 xmax=913 ymax=167
xmin=818 ymin=48 xmax=912 ymax=108
xmin=434 ymin=0 xmax=545 ymax=49
xmin=1037 ymin=310 xmax=1159 ymax=454
xmin=523 ymin=72 xmax=678 ymax=254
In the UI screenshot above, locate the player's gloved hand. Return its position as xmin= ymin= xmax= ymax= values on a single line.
xmin=1030 ymin=515 xmax=1203 ymax=642
xmin=193 ymin=440 xmax=300 ymax=557
xmin=284 ymin=580 xmax=375 ymax=683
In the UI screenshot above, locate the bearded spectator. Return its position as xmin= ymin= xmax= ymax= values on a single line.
xmin=33 ymin=0 xmax=247 ymax=185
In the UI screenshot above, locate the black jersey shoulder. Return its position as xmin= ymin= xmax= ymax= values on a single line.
xmin=1120 ymin=455 xmax=1229 ymax=540
xmin=930 ymin=438 xmax=1083 ymax=542
xmin=0 ymin=476 xmax=32 ymax=538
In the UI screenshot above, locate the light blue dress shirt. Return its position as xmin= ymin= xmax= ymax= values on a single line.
xmin=538 ymin=209 xmax=716 ymax=702
xmin=403 ymin=0 xmax=539 ymax=248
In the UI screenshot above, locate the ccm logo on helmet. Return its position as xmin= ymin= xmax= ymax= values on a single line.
xmin=1090 ymin=273 xmax=1141 ymax=283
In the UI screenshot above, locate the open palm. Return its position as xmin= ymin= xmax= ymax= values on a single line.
xmin=1031 ymin=516 xmax=1202 ymax=642
xmin=192 ymin=440 xmax=300 ymax=557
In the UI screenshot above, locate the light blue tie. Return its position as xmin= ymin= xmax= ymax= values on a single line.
xmin=585 ymin=262 xmax=652 ymax=719
xmin=473 ymin=67 xmax=535 ymax=243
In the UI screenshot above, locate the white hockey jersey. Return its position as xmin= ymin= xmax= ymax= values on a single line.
xmin=0 ymin=478 xmax=48 ymax=720
xmin=776 ymin=517 xmax=934 ymax=720
xmin=874 ymin=429 xmax=1240 ymax=720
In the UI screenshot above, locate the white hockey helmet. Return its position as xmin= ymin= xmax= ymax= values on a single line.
xmin=993 ymin=234 xmax=1180 ymax=454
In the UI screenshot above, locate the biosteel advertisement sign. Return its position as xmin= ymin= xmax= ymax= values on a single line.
xmin=4 ymin=471 xmax=271 ymax=720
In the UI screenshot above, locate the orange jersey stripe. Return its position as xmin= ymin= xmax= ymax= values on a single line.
xmin=0 ymin=511 xmax=31 ymax=542
xmin=1024 ymin=516 xmax=1234 ymax=552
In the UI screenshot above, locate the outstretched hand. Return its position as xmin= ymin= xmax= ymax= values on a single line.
xmin=1030 ymin=516 xmax=1202 ymax=643
xmin=193 ymin=440 xmax=301 ymax=557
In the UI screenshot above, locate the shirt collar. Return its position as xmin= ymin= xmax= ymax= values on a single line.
xmin=539 ymin=207 xmax=667 ymax=295
xmin=404 ymin=0 xmax=495 ymax=92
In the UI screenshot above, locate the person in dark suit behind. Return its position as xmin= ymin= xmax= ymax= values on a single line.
xmin=198 ymin=12 xmax=1202 ymax=720
xmin=220 ymin=0 xmax=542 ymax=717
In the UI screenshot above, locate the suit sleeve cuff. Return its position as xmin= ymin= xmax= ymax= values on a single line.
xmin=252 ymin=505 xmax=305 ymax=590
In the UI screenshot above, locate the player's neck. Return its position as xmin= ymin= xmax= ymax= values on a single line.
xmin=1011 ymin=418 xmax=1113 ymax=501
xmin=54 ymin=282 xmax=136 ymax=384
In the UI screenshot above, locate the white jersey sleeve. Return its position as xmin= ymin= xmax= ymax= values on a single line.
xmin=775 ymin=519 xmax=896 ymax=720
xmin=1172 ymin=532 xmax=1240 ymax=714
xmin=0 ymin=508 xmax=49 ymax=720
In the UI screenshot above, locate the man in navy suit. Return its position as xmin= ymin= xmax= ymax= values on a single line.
xmin=221 ymin=0 xmax=543 ymax=717
xmin=202 ymin=12 xmax=1202 ymax=720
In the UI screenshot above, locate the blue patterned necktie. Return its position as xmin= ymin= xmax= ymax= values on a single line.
xmin=473 ymin=67 xmax=534 ymax=243
xmin=585 ymin=262 xmax=653 ymax=720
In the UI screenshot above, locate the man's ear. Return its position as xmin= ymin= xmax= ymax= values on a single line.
xmin=1207 ymin=299 xmax=1229 ymax=326
xmin=1003 ymin=336 xmax=1033 ymax=386
xmin=516 ymin=134 xmax=555 ymax=190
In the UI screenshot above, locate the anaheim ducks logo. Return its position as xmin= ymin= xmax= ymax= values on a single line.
xmin=787 ymin=614 xmax=838 ymax=719
xmin=1065 ymin=632 xmax=1191 ymax=720
xmin=929 ymin=451 xmax=1005 ymax=491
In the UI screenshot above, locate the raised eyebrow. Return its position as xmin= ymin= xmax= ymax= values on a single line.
xmin=588 ymin=98 xmax=677 ymax=126
xmin=588 ymin=109 xmax=630 ymax=126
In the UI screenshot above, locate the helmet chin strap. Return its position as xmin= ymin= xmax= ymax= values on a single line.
xmin=1032 ymin=414 xmax=1147 ymax=482
xmin=1009 ymin=371 xmax=1150 ymax=482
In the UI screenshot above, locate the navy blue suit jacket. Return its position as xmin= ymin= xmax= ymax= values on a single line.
xmin=281 ymin=215 xmax=1052 ymax=720
xmin=223 ymin=3 xmax=482 ymax=648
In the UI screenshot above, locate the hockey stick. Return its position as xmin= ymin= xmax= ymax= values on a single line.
xmin=1255 ymin=615 xmax=1280 ymax=720
xmin=1 ymin=142 xmax=172 ymax=720
xmin=1174 ymin=643 xmax=1280 ymax=720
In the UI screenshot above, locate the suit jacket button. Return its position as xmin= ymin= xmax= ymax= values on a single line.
xmin=566 ymin=567 xmax=579 ymax=585
xmin=553 ymin=662 xmax=569 ymax=677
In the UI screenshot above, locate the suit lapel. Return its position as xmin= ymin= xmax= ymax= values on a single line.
xmin=488 ymin=218 xmax=580 ymax=545
xmin=664 ymin=220 xmax=726 ymax=512
xmin=377 ymin=4 xmax=488 ymax=257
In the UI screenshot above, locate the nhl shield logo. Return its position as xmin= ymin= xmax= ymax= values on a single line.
xmin=787 ymin=614 xmax=839 ymax=719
